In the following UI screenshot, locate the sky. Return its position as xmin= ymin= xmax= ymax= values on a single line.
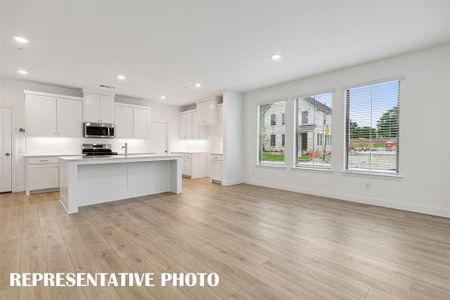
xmin=348 ymin=80 xmax=399 ymax=128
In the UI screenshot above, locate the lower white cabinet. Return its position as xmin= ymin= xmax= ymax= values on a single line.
xmin=25 ymin=156 xmax=59 ymax=194
xmin=210 ymin=154 xmax=222 ymax=183
xmin=174 ymin=152 xmax=207 ymax=179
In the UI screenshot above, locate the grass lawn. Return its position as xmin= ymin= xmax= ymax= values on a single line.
xmin=262 ymin=152 xmax=285 ymax=162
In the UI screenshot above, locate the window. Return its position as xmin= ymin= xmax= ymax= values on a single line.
xmin=295 ymin=92 xmax=333 ymax=168
xmin=301 ymin=111 xmax=308 ymax=124
xmin=282 ymin=113 xmax=286 ymax=125
xmin=270 ymin=134 xmax=276 ymax=146
xmin=258 ymin=100 xmax=286 ymax=165
xmin=270 ymin=114 xmax=276 ymax=125
xmin=345 ymin=80 xmax=400 ymax=174
xmin=282 ymin=134 xmax=285 ymax=147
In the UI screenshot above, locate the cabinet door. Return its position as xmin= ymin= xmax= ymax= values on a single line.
xmin=183 ymin=157 xmax=192 ymax=176
xmin=185 ymin=111 xmax=193 ymax=139
xmin=84 ymin=93 xmax=100 ymax=122
xmin=28 ymin=164 xmax=58 ymax=190
xmin=57 ymin=98 xmax=82 ymax=137
xmin=197 ymin=99 xmax=217 ymax=125
xmin=192 ymin=110 xmax=206 ymax=139
xmin=99 ymin=95 xmax=114 ymax=123
xmin=179 ymin=113 xmax=186 ymax=139
xmin=26 ymin=94 xmax=57 ymax=136
xmin=133 ymin=107 xmax=151 ymax=139
xmin=114 ymin=105 xmax=133 ymax=138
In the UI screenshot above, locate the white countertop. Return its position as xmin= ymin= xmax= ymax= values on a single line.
xmin=24 ymin=153 xmax=81 ymax=157
xmin=59 ymin=153 xmax=182 ymax=164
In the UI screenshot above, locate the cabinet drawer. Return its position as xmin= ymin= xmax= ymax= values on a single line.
xmin=210 ymin=154 xmax=222 ymax=161
xmin=28 ymin=157 xmax=58 ymax=164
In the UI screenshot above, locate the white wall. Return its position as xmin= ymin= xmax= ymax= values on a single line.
xmin=223 ymin=90 xmax=244 ymax=185
xmin=0 ymin=78 xmax=181 ymax=192
xmin=243 ymin=44 xmax=450 ymax=217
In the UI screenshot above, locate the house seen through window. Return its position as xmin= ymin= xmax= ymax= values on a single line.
xmin=258 ymin=100 xmax=286 ymax=164
xmin=295 ymin=92 xmax=333 ymax=169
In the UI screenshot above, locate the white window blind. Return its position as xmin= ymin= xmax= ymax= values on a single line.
xmin=345 ymin=80 xmax=400 ymax=174
xmin=295 ymin=92 xmax=333 ymax=168
xmin=258 ymin=100 xmax=286 ymax=165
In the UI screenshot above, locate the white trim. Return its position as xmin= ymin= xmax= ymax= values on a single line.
xmin=341 ymin=170 xmax=402 ymax=179
xmin=254 ymin=97 xmax=288 ymax=106
xmin=221 ymin=179 xmax=243 ymax=186
xmin=244 ymin=178 xmax=450 ymax=218
xmin=255 ymin=163 xmax=286 ymax=168
xmin=24 ymin=90 xmax=82 ymax=101
xmin=342 ymin=75 xmax=406 ymax=90
xmin=179 ymin=109 xmax=196 ymax=114
xmin=114 ymin=102 xmax=151 ymax=109
xmin=292 ymin=88 xmax=336 ymax=99
xmin=292 ymin=166 xmax=333 ymax=173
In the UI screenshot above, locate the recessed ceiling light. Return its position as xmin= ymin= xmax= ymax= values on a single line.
xmin=160 ymin=95 xmax=166 ymax=100
xmin=271 ymin=54 xmax=282 ymax=61
xmin=117 ymin=75 xmax=125 ymax=80
xmin=14 ymin=36 xmax=29 ymax=44
xmin=18 ymin=69 xmax=28 ymax=75
xmin=195 ymin=83 xmax=201 ymax=88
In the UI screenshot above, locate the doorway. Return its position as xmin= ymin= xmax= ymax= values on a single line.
xmin=0 ymin=108 xmax=12 ymax=192
xmin=301 ymin=132 xmax=308 ymax=152
xmin=151 ymin=121 xmax=168 ymax=154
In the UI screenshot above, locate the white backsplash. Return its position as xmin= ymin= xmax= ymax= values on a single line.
xmin=25 ymin=137 xmax=153 ymax=155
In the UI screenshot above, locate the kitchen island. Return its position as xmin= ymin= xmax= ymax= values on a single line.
xmin=58 ymin=154 xmax=182 ymax=214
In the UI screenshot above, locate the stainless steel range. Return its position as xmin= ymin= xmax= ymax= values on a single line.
xmin=82 ymin=144 xmax=118 ymax=156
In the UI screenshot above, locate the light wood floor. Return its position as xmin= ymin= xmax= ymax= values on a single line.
xmin=1 ymin=179 xmax=450 ymax=300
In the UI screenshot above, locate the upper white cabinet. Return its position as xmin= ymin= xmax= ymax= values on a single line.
xmin=114 ymin=104 xmax=151 ymax=139
xmin=197 ymin=98 xmax=219 ymax=125
xmin=179 ymin=110 xmax=205 ymax=139
xmin=83 ymin=93 xmax=114 ymax=123
xmin=25 ymin=91 xmax=82 ymax=137
xmin=57 ymin=98 xmax=83 ymax=136
xmin=133 ymin=107 xmax=151 ymax=139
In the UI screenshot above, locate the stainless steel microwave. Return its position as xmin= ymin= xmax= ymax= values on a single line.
xmin=83 ymin=122 xmax=115 ymax=138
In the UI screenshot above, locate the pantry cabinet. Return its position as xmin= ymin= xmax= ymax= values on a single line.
xmin=25 ymin=91 xmax=82 ymax=137
xmin=114 ymin=103 xmax=151 ymax=139
xmin=179 ymin=110 xmax=205 ymax=139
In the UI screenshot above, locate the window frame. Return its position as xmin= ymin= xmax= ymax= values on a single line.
xmin=256 ymin=98 xmax=288 ymax=167
xmin=344 ymin=78 xmax=402 ymax=175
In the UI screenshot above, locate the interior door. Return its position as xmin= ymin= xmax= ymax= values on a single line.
xmin=151 ymin=121 xmax=168 ymax=154
xmin=0 ymin=108 xmax=12 ymax=192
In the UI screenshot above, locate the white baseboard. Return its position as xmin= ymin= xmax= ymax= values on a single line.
xmin=221 ymin=179 xmax=244 ymax=186
xmin=244 ymin=178 xmax=450 ymax=218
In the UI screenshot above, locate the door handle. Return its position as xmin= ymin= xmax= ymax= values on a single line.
xmin=5 ymin=153 xmax=11 ymax=156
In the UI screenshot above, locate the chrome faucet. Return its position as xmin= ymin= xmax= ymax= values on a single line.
xmin=122 ymin=143 xmax=128 ymax=157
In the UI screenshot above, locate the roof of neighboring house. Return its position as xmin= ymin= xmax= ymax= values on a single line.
xmin=304 ymin=97 xmax=332 ymax=114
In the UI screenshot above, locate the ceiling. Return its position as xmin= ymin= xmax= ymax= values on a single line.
xmin=1 ymin=1 xmax=449 ymax=106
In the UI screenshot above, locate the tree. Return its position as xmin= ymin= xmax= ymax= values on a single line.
xmin=377 ymin=106 xmax=399 ymax=138
xmin=349 ymin=120 xmax=376 ymax=139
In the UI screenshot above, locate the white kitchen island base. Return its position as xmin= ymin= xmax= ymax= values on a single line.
xmin=59 ymin=155 xmax=182 ymax=214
